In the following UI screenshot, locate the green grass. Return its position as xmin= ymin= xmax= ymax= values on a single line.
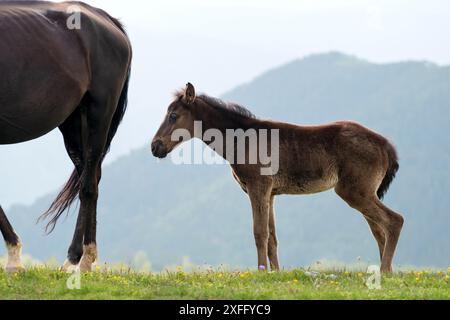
xmin=0 ymin=267 xmax=448 ymax=300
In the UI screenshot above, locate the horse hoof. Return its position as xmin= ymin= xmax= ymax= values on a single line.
xmin=79 ymin=244 xmax=97 ymax=273
xmin=62 ymin=260 xmax=79 ymax=273
xmin=6 ymin=266 xmax=26 ymax=274
xmin=79 ymin=263 xmax=93 ymax=273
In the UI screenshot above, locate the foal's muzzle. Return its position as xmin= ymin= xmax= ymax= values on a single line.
xmin=151 ymin=140 xmax=168 ymax=159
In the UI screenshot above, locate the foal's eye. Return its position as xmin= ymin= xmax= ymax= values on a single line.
xmin=169 ymin=113 xmax=178 ymax=124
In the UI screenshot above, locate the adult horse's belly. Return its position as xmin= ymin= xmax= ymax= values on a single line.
xmin=0 ymin=8 xmax=89 ymax=145
xmin=0 ymin=74 xmax=86 ymax=144
xmin=0 ymin=73 xmax=86 ymax=143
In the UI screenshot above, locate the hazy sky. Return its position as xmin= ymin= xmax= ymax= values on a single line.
xmin=1 ymin=0 xmax=449 ymax=207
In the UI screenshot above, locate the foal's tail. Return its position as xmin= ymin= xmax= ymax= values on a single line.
xmin=40 ymin=64 xmax=132 ymax=233
xmin=377 ymin=142 xmax=399 ymax=201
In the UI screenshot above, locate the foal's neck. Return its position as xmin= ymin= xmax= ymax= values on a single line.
xmin=192 ymin=98 xmax=256 ymax=134
xmin=191 ymin=98 xmax=258 ymax=162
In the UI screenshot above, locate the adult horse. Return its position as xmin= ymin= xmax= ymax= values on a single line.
xmin=152 ymin=83 xmax=404 ymax=273
xmin=0 ymin=1 xmax=132 ymax=272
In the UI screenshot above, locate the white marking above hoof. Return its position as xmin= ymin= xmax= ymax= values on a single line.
xmin=79 ymin=244 xmax=98 ymax=273
xmin=62 ymin=259 xmax=79 ymax=274
xmin=6 ymin=243 xmax=24 ymax=273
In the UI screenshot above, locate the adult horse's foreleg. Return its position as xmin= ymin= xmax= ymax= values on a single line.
xmin=0 ymin=206 xmax=24 ymax=272
xmin=247 ymin=183 xmax=272 ymax=271
xmin=268 ymin=196 xmax=280 ymax=271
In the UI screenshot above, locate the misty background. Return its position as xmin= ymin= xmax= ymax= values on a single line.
xmin=1 ymin=1 xmax=449 ymax=269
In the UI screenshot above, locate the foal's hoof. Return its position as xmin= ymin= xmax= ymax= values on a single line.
xmin=6 ymin=266 xmax=26 ymax=274
xmin=381 ymin=265 xmax=393 ymax=274
xmin=258 ymin=265 xmax=268 ymax=272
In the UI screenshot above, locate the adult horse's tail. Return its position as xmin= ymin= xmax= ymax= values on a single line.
xmin=377 ymin=142 xmax=399 ymax=201
xmin=40 ymin=49 xmax=131 ymax=233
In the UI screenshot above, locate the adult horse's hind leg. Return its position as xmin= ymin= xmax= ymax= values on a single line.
xmin=268 ymin=196 xmax=280 ymax=271
xmin=0 ymin=206 xmax=24 ymax=272
xmin=58 ymin=95 xmax=115 ymax=273
xmin=77 ymin=95 xmax=120 ymax=273
xmin=59 ymin=108 xmax=86 ymax=270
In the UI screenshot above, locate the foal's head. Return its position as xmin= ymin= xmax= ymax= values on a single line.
xmin=151 ymin=83 xmax=197 ymax=158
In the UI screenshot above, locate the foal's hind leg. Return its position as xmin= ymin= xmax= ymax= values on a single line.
xmin=365 ymin=219 xmax=385 ymax=261
xmin=336 ymin=185 xmax=403 ymax=273
xmin=0 ymin=206 xmax=24 ymax=272
xmin=375 ymin=200 xmax=404 ymax=273
xmin=268 ymin=196 xmax=280 ymax=271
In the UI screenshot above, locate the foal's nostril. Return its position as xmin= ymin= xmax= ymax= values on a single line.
xmin=151 ymin=141 xmax=159 ymax=154
xmin=151 ymin=140 xmax=165 ymax=157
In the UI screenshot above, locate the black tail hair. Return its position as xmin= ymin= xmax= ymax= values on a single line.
xmin=40 ymin=25 xmax=131 ymax=233
xmin=377 ymin=142 xmax=399 ymax=200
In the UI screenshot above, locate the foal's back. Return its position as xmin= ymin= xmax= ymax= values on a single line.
xmin=266 ymin=120 xmax=393 ymax=196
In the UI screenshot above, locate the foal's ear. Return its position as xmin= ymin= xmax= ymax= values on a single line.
xmin=184 ymin=83 xmax=196 ymax=105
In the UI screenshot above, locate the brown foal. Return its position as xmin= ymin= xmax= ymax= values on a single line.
xmin=152 ymin=83 xmax=404 ymax=273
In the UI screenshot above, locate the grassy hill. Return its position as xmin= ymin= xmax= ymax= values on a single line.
xmin=1 ymin=268 xmax=449 ymax=300
xmin=7 ymin=52 xmax=450 ymax=270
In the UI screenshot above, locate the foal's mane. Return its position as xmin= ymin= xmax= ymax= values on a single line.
xmin=174 ymin=90 xmax=256 ymax=120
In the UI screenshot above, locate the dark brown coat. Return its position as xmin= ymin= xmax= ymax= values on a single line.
xmin=153 ymin=84 xmax=404 ymax=273
xmin=0 ymin=1 xmax=132 ymax=272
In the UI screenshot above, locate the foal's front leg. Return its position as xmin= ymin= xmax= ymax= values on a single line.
xmin=268 ymin=196 xmax=280 ymax=271
xmin=248 ymin=186 xmax=272 ymax=271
